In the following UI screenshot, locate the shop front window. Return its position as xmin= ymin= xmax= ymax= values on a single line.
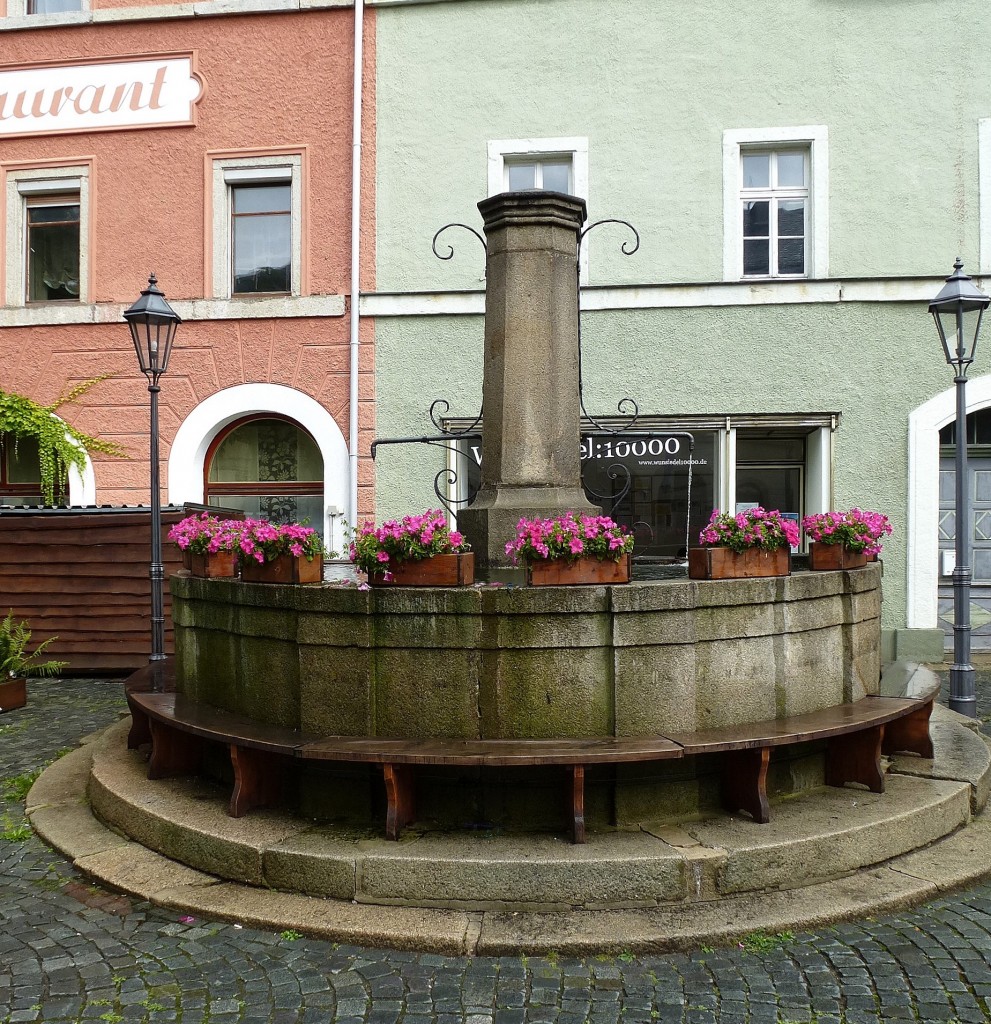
xmin=205 ymin=417 xmax=323 ymax=526
xmin=735 ymin=433 xmax=805 ymax=546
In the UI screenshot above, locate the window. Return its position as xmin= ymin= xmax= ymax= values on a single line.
xmin=26 ymin=196 xmax=80 ymax=301
xmin=209 ymin=153 xmax=303 ymax=299
xmin=488 ymin=137 xmax=589 ymax=279
xmin=723 ymin=126 xmax=828 ymax=281
xmin=204 ymin=416 xmax=323 ymax=525
xmin=0 ymin=435 xmax=47 ymax=506
xmin=488 ymin=137 xmax=588 ymax=199
xmin=740 ymin=150 xmax=808 ymax=277
xmin=4 ymin=165 xmax=90 ymax=307
xmin=27 ymin=0 xmax=81 ymax=11
xmin=231 ymin=183 xmax=291 ymax=295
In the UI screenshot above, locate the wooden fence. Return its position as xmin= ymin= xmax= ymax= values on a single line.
xmin=0 ymin=506 xmax=189 ymax=674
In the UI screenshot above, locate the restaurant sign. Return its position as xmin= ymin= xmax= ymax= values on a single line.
xmin=0 ymin=54 xmax=203 ymax=139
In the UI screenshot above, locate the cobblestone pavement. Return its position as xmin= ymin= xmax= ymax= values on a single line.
xmin=6 ymin=676 xmax=991 ymax=1024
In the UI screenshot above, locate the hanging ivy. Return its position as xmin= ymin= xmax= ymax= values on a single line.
xmin=0 ymin=377 xmax=127 ymax=506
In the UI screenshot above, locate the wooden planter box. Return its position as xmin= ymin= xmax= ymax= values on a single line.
xmin=368 ymin=552 xmax=475 ymax=587
xmin=525 ymin=552 xmax=632 ymax=586
xmin=809 ymin=543 xmax=868 ymax=571
xmin=0 ymin=677 xmax=27 ymax=713
xmin=188 ymin=551 xmax=237 ymax=578
xmin=241 ymin=553 xmax=323 ymax=584
xmin=688 ymin=546 xmax=791 ymax=580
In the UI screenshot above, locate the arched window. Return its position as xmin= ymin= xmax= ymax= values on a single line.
xmin=204 ymin=416 xmax=323 ymax=526
xmin=0 ymin=434 xmax=50 ymax=505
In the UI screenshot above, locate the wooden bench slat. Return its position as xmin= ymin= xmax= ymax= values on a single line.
xmin=299 ymin=735 xmax=684 ymax=765
xmin=666 ymin=696 xmax=921 ymax=754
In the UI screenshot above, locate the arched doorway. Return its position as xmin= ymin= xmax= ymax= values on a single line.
xmin=167 ymin=384 xmax=349 ymax=553
xmin=938 ymin=408 xmax=991 ymax=649
xmin=204 ymin=415 xmax=323 ymax=526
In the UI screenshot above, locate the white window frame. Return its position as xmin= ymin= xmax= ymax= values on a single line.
xmin=209 ymin=154 xmax=303 ymax=300
xmin=723 ymin=126 xmax=828 ymax=282
xmin=978 ymin=119 xmax=991 ymax=274
xmin=4 ymin=164 xmax=89 ymax=307
xmin=488 ymin=136 xmax=589 ymax=281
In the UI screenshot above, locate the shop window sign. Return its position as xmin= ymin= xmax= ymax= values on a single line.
xmin=460 ymin=432 xmax=716 ymax=559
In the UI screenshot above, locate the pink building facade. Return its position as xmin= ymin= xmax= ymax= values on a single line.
xmin=0 ymin=1 xmax=375 ymax=553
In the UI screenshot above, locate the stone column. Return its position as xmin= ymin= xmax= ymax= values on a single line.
xmin=458 ymin=190 xmax=599 ymax=568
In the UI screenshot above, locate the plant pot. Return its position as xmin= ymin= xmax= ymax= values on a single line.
xmin=188 ymin=551 xmax=237 ymax=578
xmin=240 ymin=553 xmax=323 ymax=584
xmin=525 ymin=552 xmax=632 ymax=586
xmin=181 ymin=548 xmax=192 ymax=570
xmin=0 ymin=676 xmax=27 ymax=713
xmin=808 ymin=543 xmax=868 ymax=571
xmin=688 ymin=546 xmax=791 ymax=580
xmin=367 ymin=552 xmax=475 ymax=586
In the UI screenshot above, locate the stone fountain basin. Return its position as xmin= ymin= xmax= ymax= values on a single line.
xmin=171 ymin=565 xmax=881 ymax=740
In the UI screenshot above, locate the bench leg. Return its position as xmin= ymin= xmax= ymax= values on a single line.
xmin=147 ymin=719 xmax=203 ymax=779
xmin=126 ymin=697 xmax=151 ymax=750
xmin=826 ymin=725 xmax=885 ymax=793
xmin=569 ymin=765 xmax=586 ymax=844
xmin=229 ymin=745 xmax=286 ymax=817
xmin=721 ymin=747 xmax=770 ymax=823
xmin=383 ymin=763 xmax=415 ymax=841
xmin=882 ymin=700 xmax=935 ymax=759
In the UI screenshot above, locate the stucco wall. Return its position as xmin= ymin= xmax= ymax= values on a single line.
xmin=374 ymin=0 xmax=989 ymax=292
xmin=374 ymin=301 xmax=948 ymax=636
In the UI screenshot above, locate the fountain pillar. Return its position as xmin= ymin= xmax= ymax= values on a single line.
xmin=458 ymin=190 xmax=599 ymax=567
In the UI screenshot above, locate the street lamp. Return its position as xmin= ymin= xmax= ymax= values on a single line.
xmin=124 ymin=274 xmax=181 ymax=662
xmin=929 ymin=258 xmax=990 ymax=717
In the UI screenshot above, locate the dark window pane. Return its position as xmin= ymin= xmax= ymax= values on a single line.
xmin=777 ymin=199 xmax=805 ymax=236
xmin=233 ymin=213 xmax=291 ymax=293
xmin=743 ymin=200 xmax=769 ymax=236
xmin=743 ymin=239 xmax=769 ymax=275
xmin=778 ymin=237 xmax=805 ymax=275
xmin=27 ymin=210 xmax=80 ymax=301
xmin=736 ymin=436 xmax=805 ymax=463
xmin=233 ymin=185 xmax=290 ymax=215
xmin=6 ymin=436 xmax=42 ymax=484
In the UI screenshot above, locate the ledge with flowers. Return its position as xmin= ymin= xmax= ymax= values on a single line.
xmin=689 ymin=506 xmax=892 ymax=580
xmin=169 ymin=513 xmax=328 ymax=583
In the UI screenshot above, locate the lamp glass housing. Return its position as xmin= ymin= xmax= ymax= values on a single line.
xmin=123 ymin=275 xmax=181 ymax=379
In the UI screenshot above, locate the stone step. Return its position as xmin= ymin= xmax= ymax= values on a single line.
xmin=76 ymin=707 xmax=991 ymax=911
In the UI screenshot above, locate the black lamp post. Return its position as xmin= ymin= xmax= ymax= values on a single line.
xmin=929 ymin=258 xmax=990 ymax=717
xmin=124 ymin=275 xmax=182 ymax=662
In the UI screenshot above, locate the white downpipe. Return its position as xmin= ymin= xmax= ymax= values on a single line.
xmin=348 ymin=0 xmax=365 ymax=529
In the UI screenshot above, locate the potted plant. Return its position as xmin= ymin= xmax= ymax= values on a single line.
xmin=0 ymin=611 xmax=67 ymax=712
xmin=505 ymin=512 xmax=634 ymax=586
xmin=802 ymin=509 xmax=892 ymax=570
xmin=350 ymin=509 xmax=474 ymax=586
xmin=168 ymin=513 xmax=243 ymax=578
xmin=238 ymin=518 xmax=327 ymax=584
xmin=689 ymin=507 xmax=798 ymax=580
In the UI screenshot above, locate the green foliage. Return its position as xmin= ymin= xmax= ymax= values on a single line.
xmin=0 ymin=815 xmax=31 ymax=841
xmin=0 ymin=376 xmax=126 ymax=505
xmin=739 ymin=929 xmax=795 ymax=954
xmin=2 ymin=768 xmax=41 ymax=802
xmin=280 ymin=929 xmax=302 ymax=941
xmin=0 ymin=612 xmax=67 ymax=679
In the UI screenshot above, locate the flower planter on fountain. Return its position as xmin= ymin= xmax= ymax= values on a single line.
xmin=689 ymin=507 xmax=797 ymax=580
xmin=351 ymin=510 xmax=474 ymax=586
xmin=506 ymin=513 xmax=634 ymax=587
xmin=803 ymin=509 xmax=892 ymax=571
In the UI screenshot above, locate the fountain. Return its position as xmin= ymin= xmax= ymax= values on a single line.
xmin=38 ymin=191 xmax=991 ymax=951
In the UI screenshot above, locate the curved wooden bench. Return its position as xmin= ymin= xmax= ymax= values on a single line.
xmin=124 ymin=661 xmax=940 ymax=842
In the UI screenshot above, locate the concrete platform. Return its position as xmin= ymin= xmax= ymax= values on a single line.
xmin=27 ymin=706 xmax=991 ymax=955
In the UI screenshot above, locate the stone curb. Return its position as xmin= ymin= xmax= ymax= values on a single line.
xmin=26 ymin=718 xmax=991 ymax=955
